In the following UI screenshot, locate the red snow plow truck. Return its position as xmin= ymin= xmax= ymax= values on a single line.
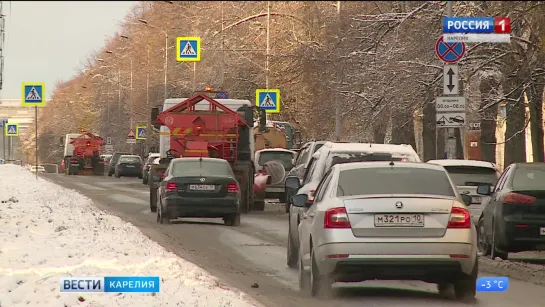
xmin=62 ymin=132 xmax=106 ymax=176
xmin=148 ymin=94 xmax=271 ymax=214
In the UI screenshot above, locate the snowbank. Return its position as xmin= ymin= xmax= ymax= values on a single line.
xmin=0 ymin=165 xmax=258 ymax=307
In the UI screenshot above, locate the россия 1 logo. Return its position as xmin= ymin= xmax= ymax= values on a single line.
xmin=442 ymin=17 xmax=511 ymax=44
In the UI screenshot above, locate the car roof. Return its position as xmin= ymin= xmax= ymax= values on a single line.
xmin=335 ymin=161 xmax=445 ymax=171
xmin=322 ymin=142 xmax=417 ymax=154
xmin=171 ymin=157 xmax=228 ymax=163
xmin=256 ymin=148 xmax=296 ymax=154
xmin=427 ymin=159 xmax=495 ymax=168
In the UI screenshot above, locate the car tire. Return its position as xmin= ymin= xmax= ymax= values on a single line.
xmin=490 ymin=221 xmax=508 ymax=260
xmin=310 ymin=248 xmax=334 ymax=298
xmin=150 ymin=188 xmax=157 ymax=213
xmin=157 ymin=202 xmax=170 ymax=224
xmin=298 ymin=252 xmax=311 ymax=292
xmin=253 ymin=200 xmax=265 ymax=211
xmin=138 ymin=175 xmax=143 ymax=179
xmin=477 ymin=218 xmax=491 ymax=256
xmin=278 ymin=193 xmax=286 ymax=204
xmin=454 ymin=259 xmax=478 ymax=303
xmin=287 ymin=230 xmax=298 ymax=268
xmin=224 ymin=213 xmax=241 ymax=226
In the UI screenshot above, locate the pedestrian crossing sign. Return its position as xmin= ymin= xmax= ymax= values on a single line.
xmin=5 ymin=123 xmax=18 ymax=136
xmin=22 ymin=82 xmax=46 ymax=107
xmin=176 ymin=37 xmax=201 ymax=62
xmin=256 ymin=89 xmax=281 ymax=114
xmin=136 ymin=126 xmax=147 ymax=140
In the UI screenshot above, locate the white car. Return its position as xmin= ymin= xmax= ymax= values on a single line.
xmin=30 ymin=166 xmax=46 ymax=173
xmin=427 ymin=159 xmax=501 ymax=221
xmin=292 ymin=161 xmax=477 ymax=301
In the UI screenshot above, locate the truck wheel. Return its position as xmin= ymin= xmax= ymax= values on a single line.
xmin=150 ymin=188 xmax=158 ymax=212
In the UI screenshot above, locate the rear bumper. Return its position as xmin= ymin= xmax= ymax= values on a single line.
xmin=312 ymin=242 xmax=475 ymax=280
xmin=118 ymin=168 xmax=141 ymax=176
xmin=500 ymin=216 xmax=545 ymax=250
xmin=163 ymin=196 xmax=239 ymax=218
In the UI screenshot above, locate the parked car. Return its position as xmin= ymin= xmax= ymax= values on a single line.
xmin=254 ymin=148 xmax=296 ymax=203
xmin=29 ymin=165 xmax=46 ymax=173
xmin=284 ymin=141 xmax=326 ymax=212
xmin=156 ymin=157 xmax=241 ymax=226
xmin=292 ymin=161 xmax=476 ymax=300
xmin=114 ymin=155 xmax=143 ymax=178
xmin=476 ymin=162 xmax=545 ymax=260
xmin=428 ymin=159 xmax=501 ymax=220
xmin=142 ymin=153 xmax=160 ymax=185
xmin=285 ymin=142 xmax=422 ymax=268
xmin=107 ymin=152 xmax=131 ymax=176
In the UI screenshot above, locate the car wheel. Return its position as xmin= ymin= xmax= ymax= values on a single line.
xmin=150 ymin=188 xmax=157 ymax=213
xmin=310 ymin=248 xmax=334 ymax=298
xmin=287 ymin=225 xmax=298 ymax=268
xmin=298 ymin=252 xmax=311 ymax=292
xmin=477 ymin=218 xmax=491 ymax=256
xmin=278 ymin=193 xmax=286 ymax=204
xmin=157 ymin=202 xmax=170 ymax=224
xmin=224 ymin=213 xmax=241 ymax=226
xmin=454 ymin=259 xmax=478 ymax=302
xmin=490 ymin=222 xmax=508 ymax=260
xmin=138 ymin=175 xmax=143 ymax=179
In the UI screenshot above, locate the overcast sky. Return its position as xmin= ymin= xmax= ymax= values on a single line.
xmin=1 ymin=1 xmax=138 ymax=99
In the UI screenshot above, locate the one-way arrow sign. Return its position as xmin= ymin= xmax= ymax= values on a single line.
xmin=443 ymin=64 xmax=459 ymax=95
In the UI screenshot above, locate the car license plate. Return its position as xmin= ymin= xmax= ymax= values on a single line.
xmin=472 ymin=196 xmax=482 ymax=204
xmin=540 ymin=227 xmax=545 ymax=236
xmin=189 ymin=184 xmax=215 ymax=191
xmin=374 ymin=214 xmax=424 ymax=227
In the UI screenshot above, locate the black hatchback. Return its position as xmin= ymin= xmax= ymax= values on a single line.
xmin=157 ymin=157 xmax=241 ymax=226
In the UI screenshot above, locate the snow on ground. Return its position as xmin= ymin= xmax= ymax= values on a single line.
xmin=0 ymin=165 xmax=259 ymax=307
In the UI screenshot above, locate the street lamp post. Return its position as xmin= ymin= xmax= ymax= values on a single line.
xmin=138 ymin=19 xmax=168 ymax=101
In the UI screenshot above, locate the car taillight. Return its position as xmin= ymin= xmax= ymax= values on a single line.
xmin=447 ymin=207 xmax=471 ymax=229
xmin=504 ymin=192 xmax=536 ymax=204
xmin=161 ymin=172 xmax=165 ymax=180
xmin=324 ymin=207 xmax=351 ymax=229
xmin=227 ymin=183 xmax=239 ymax=192
xmin=71 ymin=159 xmax=78 ymax=163
xmin=166 ymin=181 xmax=178 ymax=191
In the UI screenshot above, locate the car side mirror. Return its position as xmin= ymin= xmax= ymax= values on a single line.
xmin=476 ymin=184 xmax=492 ymax=196
xmin=285 ymin=176 xmax=301 ymax=190
xmin=461 ymin=194 xmax=472 ymax=206
xmin=291 ymin=194 xmax=308 ymax=207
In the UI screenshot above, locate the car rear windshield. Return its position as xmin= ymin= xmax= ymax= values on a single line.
xmin=443 ymin=166 xmax=498 ymax=186
xmin=171 ymin=160 xmax=233 ymax=177
xmin=258 ymin=151 xmax=295 ymax=169
xmin=512 ymin=164 xmax=545 ymax=191
xmin=326 ymin=151 xmax=395 ymax=170
xmin=119 ymin=157 xmax=141 ymax=163
xmin=337 ymin=167 xmax=456 ymax=197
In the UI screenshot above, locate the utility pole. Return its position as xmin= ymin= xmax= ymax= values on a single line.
xmin=334 ymin=1 xmax=341 ymax=141
xmin=445 ymin=1 xmax=456 ymax=159
xmin=220 ymin=1 xmax=225 ymax=89
xmin=265 ymin=1 xmax=270 ymax=89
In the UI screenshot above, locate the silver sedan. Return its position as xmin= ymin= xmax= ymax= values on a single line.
xmin=292 ymin=161 xmax=477 ymax=302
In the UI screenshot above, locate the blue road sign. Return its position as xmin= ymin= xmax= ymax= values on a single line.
xmin=256 ymin=89 xmax=281 ymax=114
xmin=22 ymin=82 xmax=46 ymax=107
xmin=5 ymin=123 xmax=19 ymax=136
xmin=136 ymin=126 xmax=147 ymax=140
xmin=0 ymin=118 xmax=7 ymax=128
xmin=215 ymin=91 xmax=229 ymax=99
xmin=435 ymin=36 xmax=465 ymax=63
xmin=176 ymin=37 xmax=201 ymax=62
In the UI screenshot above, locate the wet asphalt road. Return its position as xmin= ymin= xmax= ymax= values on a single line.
xmin=43 ymin=173 xmax=545 ymax=307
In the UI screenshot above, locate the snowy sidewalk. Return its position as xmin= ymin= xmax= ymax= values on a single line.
xmin=0 ymin=165 xmax=258 ymax=307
